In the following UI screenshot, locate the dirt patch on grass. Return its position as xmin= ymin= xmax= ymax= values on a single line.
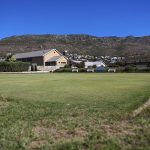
xmin=31 ymin=124 xmax=88 ymax=148
xmin=101 ymin=120 xmax=140 ymax=137
xmin=0 ymin=96 xmax=9 ymax=108
xmin=132 ymin=98 xmax=150 ymax=117
xmin=33 ymin=125 xmax=87 ymax=141
xmin=29 ymin=140 xmax=48 ymax=149
xmin=100 ymin=114 xmax=150 ymax=148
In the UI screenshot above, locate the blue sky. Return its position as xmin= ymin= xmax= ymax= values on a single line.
xmin=0 ymin=0 xmax=150 ymax=39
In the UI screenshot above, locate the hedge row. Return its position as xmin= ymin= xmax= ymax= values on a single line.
xmin=116 ymin=66 xmax=150 ymax=72
xmin=55 ymin=68 xmax=107 ymax=73
xmin=0 ymin=62 xmax=30 ymax=72
xmin=55 ymin=67 xmax=150 ymax=73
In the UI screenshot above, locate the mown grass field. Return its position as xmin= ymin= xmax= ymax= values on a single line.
xmin=0 ymin=73 xmax=150 ymax=150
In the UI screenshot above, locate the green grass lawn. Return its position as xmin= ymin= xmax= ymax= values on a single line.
xmin=0 ymin=73 xmax=150 ymax=150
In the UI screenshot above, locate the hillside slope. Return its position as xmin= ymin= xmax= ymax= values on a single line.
xmin=0 ymin=34 xmax=150 ymax=58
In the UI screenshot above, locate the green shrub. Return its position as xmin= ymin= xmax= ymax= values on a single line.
xmin=55 ymin=68 xmax=87 ymax=73
xmin=78 ymin=68 xmax=87 ymax=72
xmin=64 ymin=64 xmax=70 ymax=68
xmin=76 ymin=62 xmax=85 ymax=68
xmin=116 ymin=66 xmax=150 ymax=73
xmin=0 ymin=61 xmax=30 ymax=72
xmin=124 ymin=65 xmax=136 ymax=72
xmin=55 ymin=68 xmax=72 ymax=72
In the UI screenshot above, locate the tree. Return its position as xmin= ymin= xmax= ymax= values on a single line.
xmin=77 ymin=62 xmax=85 ymax=68
xmin=6 ymin=54 xmax=16 ymax=62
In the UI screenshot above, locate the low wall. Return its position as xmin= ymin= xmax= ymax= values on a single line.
xmin=37 ymin=66 xmax=60 ymax=71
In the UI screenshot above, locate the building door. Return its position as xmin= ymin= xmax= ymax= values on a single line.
xmin=31 ymin=63 xmax=37 ymax=71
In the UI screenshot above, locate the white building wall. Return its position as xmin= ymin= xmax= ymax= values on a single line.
xmin=84 ymin=61 xmax=106 ymax=68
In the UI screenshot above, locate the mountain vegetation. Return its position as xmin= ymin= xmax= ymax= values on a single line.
xmin=0 ymin=34 xmax=150 ymax=60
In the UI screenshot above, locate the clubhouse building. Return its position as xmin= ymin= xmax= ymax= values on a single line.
xmin=14 ymin=49 xmax=68 ymax=71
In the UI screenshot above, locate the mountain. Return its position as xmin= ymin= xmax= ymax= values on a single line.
xmin=0 ymin=34 xmax=150 ymax=59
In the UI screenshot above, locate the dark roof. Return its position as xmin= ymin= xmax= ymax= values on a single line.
xmin=14 ymin=49 xmax=53 ymax=59
xmin=46 ymin=56 xmax=62 ymax=62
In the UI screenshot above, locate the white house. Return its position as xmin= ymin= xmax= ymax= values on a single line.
xmin=84 ymin=61 xmax=106 ymax=68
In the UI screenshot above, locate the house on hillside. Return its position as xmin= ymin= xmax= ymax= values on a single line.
xmin=84 ymin=61 xmax=106 ymax=69
xmin=71 ymin=60 xmax=82 ymax=67
xmin=13 ymin=49 xmax=68 ymax=71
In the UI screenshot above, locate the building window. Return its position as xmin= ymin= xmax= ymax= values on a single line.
xmin=45 ymin=62 xmax=56 ymax=66
xmin=17 ymin=58 xmax=32 ymax=63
